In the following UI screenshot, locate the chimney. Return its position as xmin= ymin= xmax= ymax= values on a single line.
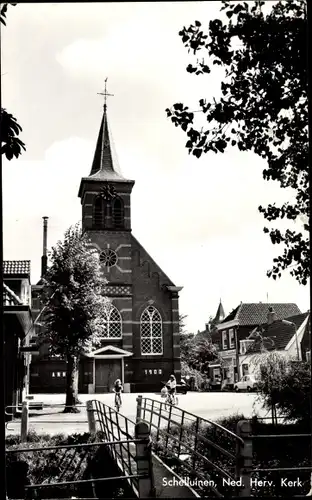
xmin=41 ymin=216 xmax=49 ymax=277
xmin=267 ymin=306 xmax=278 ymax=325
xmin=205 ymin=323 xmax=210 ymax=332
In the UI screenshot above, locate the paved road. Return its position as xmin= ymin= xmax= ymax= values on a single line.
xmin=6 ymin=392 xmax=268 ymax=437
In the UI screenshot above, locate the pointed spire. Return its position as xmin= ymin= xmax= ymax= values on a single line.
xmin=89 ymin=79 xmax=126 ymax=182
xmin=214 ymin=299 xmax=225 ymax=324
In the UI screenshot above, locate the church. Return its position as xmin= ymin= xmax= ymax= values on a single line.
xmin=30 ymin=93 xmax=183 ymax=394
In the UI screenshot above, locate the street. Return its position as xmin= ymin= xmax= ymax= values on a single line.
xmin=6 ymin=391 xmax=268 ymax=437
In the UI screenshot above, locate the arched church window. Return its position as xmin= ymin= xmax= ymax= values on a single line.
xmin=102 ymin=304 xmax=122 ymax=338
xmin=112 ymin=197 xmax=124 ymax=228
xmin=140 ymin=306 xmax=163 ymax=355
xmin=93 ymin=196 xmax=104 ymax=228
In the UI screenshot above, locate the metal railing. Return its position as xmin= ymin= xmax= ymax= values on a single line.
xmin=138 ymin=397 xmax=312 ymax=497
xmin=5 ymin=399 xmax=155 ymax=499
xmin=90 ymin=399 xmax=155 ymax=498
xmin=138 ymin=396 xmax=245 ymax=497
xmin=6 ymin=438 xmax=147 ymax=499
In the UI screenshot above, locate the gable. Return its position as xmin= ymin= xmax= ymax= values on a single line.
xmin=131 ymin=235 xmax=175 ymax=286
xmin=87 ymin=344 xmax=133 ymax=357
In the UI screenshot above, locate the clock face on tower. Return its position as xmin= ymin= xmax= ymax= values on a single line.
xmin=99 ymin=249 xmax=118 ymax=267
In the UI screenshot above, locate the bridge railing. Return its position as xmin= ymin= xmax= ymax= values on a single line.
xmin=6 ymin=438 xmax=147 ymax=499
xmin=138 ymin=396 xmax=245 ymax=497
xmin=90 ymin=399 xmax=155 ymax=498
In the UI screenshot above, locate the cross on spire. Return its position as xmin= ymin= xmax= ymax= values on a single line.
xmin=97 ymin=77 xmax=114 ymax=109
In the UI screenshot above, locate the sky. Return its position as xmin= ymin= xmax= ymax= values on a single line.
xmin=2 ymin=2 xmax=310 ymax=333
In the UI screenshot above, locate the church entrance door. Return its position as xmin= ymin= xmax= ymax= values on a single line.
xmin=95 ymin=358 xmax=121 ymax=393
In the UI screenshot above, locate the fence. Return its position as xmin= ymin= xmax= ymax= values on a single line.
xmin=90 ymin=399 xmax=155 ymax=498
xmin=138 ymin=396 xmax=248 ymax=497
xmin=138 ymin=397 xmax=312 ymax=497
xmin=5 ymin=400 xmax=155 ymax=498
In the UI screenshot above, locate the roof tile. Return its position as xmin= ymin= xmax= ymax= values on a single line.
xmin=3 ymin=260 xmax=31 ymax=275
xmin=221 ymin=303 xmax=301 ymax=326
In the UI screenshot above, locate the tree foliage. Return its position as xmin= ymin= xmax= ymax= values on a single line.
xmin=188 ymin=338 xmax=221 ymax=375
xmin=1 ymin=108 xmax=26 ymax=160
xmin=0 ymin=3 xmax=16 ymax=26
xmin=257 ymin=353 xmax=311 ymax=424
xmin=1 ymin=4 xmax=26 ymax=160
xmin=166 ymin=0 xmax=309 ymax=285
xmin=40 ymin=223 xmax=109 ymax=411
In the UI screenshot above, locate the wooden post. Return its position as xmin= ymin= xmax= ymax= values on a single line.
xmin=135 ymin=420 xmax=155 ymax=498
xmin=87 ymin=400 xmax=96 ymax=436
xmin=21 ymin=401 xmax=29 ymax=442
xmin=136 ymin=395 xmax=142 ymax=424
xmin=236 ymin=420 xmax=252 ymax=497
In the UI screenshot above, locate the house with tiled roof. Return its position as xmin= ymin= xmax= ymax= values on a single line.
xmin=3 ymin=260 xmax=32 ymax=307
xmin=239 ymin=308 xmax=310 ymax=378
xmin=208 ymin=302 xmax=305 ymax=385
xmin=3 ymin=276 xmax=34 ymax=419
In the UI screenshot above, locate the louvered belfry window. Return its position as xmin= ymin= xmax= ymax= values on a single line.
xmin=140 ymin=306 xmax=163 ymax=355
xmin=93 ymin=196 xmax=104 ymax=228
xmin=112 ymin=197 xmax=124 ymax=228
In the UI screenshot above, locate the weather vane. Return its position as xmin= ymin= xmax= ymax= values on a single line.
xmin=97 ymin=77 xmax=114 ymax=109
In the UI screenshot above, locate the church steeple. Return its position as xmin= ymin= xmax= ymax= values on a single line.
xmin=214 ymin=299 xmax=225 ymax=324
xmin=88 ymin=80 xmax=126 ymax=181
xmin=78 ymin=80 xmax=134 ymax=232
xmin=89 ymin=105 xmax=126 ymax=181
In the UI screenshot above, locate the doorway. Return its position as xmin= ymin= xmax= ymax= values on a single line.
xmin=95 ymin=358 xmax=121 ymax=393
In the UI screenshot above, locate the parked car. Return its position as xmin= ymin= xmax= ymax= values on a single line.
xmin=234 ymin=375 xmax=259 ymax=392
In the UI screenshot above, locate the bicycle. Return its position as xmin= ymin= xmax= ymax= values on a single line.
xmin=165 ymin=391 xmax=178 ymax=409
xmin=114 ymin=391 xmax=122 ymax=412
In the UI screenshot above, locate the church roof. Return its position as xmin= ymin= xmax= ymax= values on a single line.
xmin=3 ymin=260 xmax=31 ymax=276
xmin=87 ymin=105 xmax=131 ymax=183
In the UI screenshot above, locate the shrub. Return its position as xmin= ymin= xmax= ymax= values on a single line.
xmin=257 ymin=354 xmax=311 ymax=424
xmin=5 ymin=431 xmax=135 ymax=499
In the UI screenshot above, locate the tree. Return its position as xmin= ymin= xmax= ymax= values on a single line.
xmin=166 ymin=0 xmax=309 ymax=285
xmin=189 ymin=338 xmax=221 ymax=375
xmin=40 ymin=223 xmax=109 ymax=413
xmin=1 ymin=4 xmax=26 ymax=160
xmin=257 ymin=353 xmax=311 ymax=425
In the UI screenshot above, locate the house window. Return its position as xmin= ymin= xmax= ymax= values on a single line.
xmin=306 ymin=350 xmax=311 ymax=363
xmin=158 ymin=369 xmax=162 ymax=375
xmin=240 ymin=340 xmax=246 ymax=355
xmin=57 ymin=372 xmax=61 ymax=377
xmin=222 ymin=331 xmax=228 ymax=350
xmin=101 ymin=304 xmax=122 ymax=338
xmin=62 ymin=372 xmax=66 ymax=377
xmin=242 ymin=363 xmax=249 ymax=376
xmin=52 ymin=372 xmax=55 ymax=377
xmin=112 ymin=197 xmax=124 ymax=228
xmin=140 ymin=306 xmax=163 ymax=355
xmin=240 ymin=340 xmax=254 ymax=355
xmin=229 ymin=329 xmax=235 ymax=349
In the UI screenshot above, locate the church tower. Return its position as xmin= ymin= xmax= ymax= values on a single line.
xmin=77 ymin=82 xmax=182 ymax=393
